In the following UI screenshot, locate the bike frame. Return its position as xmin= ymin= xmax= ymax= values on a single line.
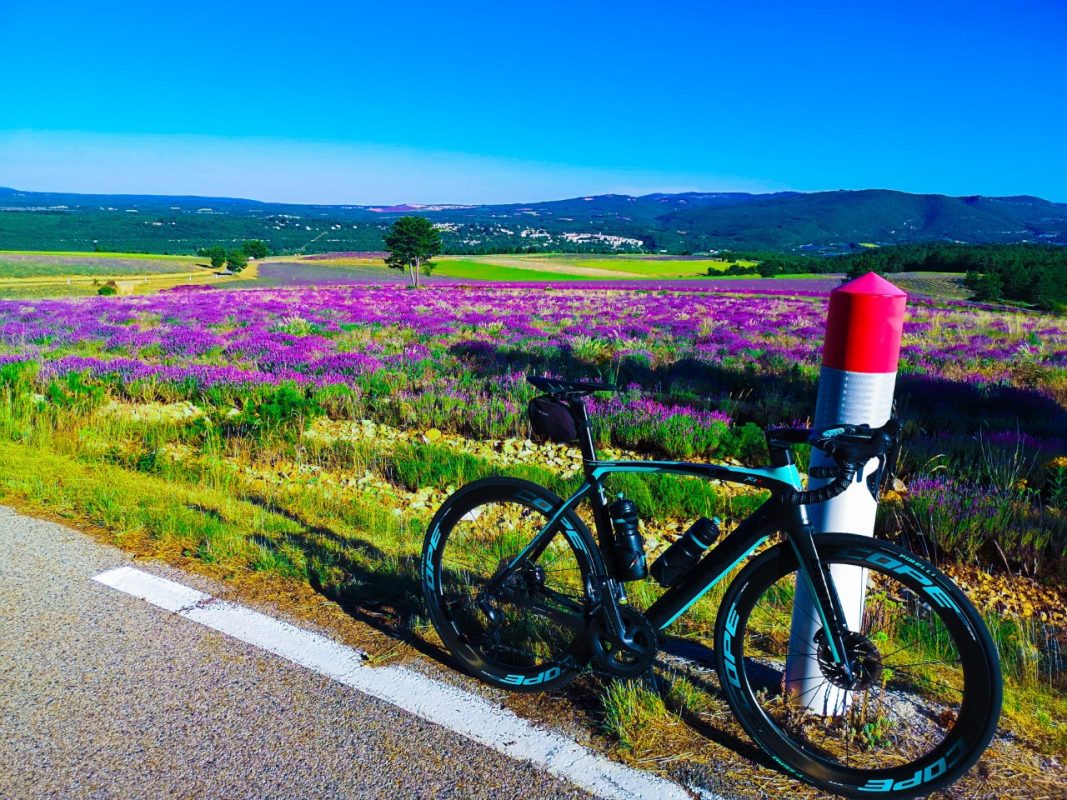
xmin=500 ymin=400 xmax=857 ymax=672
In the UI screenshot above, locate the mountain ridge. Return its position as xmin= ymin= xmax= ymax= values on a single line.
xmin=1 ymin=186 xmax=1064 ymax=254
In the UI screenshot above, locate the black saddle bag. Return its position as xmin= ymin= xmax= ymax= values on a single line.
xmin=527 ymin=396 xmax=577 ymax=443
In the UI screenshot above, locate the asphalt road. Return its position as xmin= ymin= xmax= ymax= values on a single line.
xmin=0 ymin=506 xmax=597 ymax=800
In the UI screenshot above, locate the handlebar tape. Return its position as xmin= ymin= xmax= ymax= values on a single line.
xmin=808 ymin=465 xmax=840 ymax=479
xmin=784 ymin=463 xmax=858 ymax=506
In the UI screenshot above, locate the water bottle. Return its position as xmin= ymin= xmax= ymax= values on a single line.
xmin=650 ymin=517 xmax=720 ymax=587
xmin=608 ymin=495 xmax=647 ymax=581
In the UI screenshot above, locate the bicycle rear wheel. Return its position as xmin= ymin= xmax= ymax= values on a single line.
xmin=714 ymin=534 xmax=1001 ymax=800
xmin=422 ymin=477 xmax=595 ymax=692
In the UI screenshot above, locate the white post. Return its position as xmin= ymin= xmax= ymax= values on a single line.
xmin=784 ymin=272 xmax=907 ymax=714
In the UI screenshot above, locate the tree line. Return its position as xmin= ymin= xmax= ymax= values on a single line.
xmin=833 ymin=243 xmax=1067 ymax=310
xmin=195 ymin=240 xmax=270 ymax=273
xmin=728 ymin=243 xmax=1067 ymax=310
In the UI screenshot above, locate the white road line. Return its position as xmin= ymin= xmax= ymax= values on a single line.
xmin=93 ymin=566 xmax=698 ymax=800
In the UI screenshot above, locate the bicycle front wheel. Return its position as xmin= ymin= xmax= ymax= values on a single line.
xmin=422 ymin=477 xmax=596 ymax=692
xmin=714 ymin=533 xmax=1001 ymax=800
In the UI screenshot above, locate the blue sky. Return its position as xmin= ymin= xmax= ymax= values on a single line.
xmin=1 ymin=1 xmax=1064 ymax=204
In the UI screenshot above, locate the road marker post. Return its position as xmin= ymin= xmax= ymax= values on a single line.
xmin=784 ymin=272 xmax=907 ymax=713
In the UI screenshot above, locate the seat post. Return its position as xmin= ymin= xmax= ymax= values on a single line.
xmin=571 ymin=398 xmax=617 ymax=570
xmin=570 ymin=399 xmax=600 ymax=467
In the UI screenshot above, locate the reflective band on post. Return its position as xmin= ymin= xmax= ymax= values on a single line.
xmin=785 ymin=272 xmax=907 ymax=714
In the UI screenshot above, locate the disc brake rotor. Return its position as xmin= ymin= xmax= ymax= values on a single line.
xmin=815 ymin=629 xmax=883 ymax=691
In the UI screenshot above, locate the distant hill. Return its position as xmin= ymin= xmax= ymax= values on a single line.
xmin=658 ymin=190 xmax=1067 ymax=251
xmin=1 ymin=186 xmax=1064 ymax=255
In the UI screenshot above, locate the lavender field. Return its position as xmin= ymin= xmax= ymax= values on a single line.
xmin=0 ymin=280 xmax=1064 ymax=779
xmin=1 ymin=282 xmax=1064 ymax=569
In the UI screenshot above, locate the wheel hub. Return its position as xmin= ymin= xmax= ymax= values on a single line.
xmin=478 ymin=559 xmax=546 ymax=627
xmin=815 ymin=630 xmax=883 ymax=691
xmin=497 ymin=560 xmax=545 ymax=597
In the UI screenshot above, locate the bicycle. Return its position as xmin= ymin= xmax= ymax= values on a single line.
xmin=421 ymin=376 xmax=1002 ymax=799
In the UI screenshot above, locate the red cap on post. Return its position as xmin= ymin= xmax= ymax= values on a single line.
xmin=821 ymin=272 xmax=907 ymax=374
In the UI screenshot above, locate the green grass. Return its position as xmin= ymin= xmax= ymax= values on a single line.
xmin=600 ymin=679 xmax=674 ymax=755
xmin=432 ymin=259 xmax=594 ymax=282
xmin=530 ymin=256 xmax=733 ymax=277
xmin=277 ymin=434 xmax=735 ymax=525
xmin=439 ymin=254 xmax=755 ymax=280
xmin=0 ymin=439 xmax=309 ymax=570
xmin=0 ymin=251 xmax=254 ymax=298
xmin=989 ymin=613 xmax=1067 ymax=752
xmin=0 ymin=284 xmax=99 ymax=299
xmin=0 ymin=415 xmax=426 ymax=622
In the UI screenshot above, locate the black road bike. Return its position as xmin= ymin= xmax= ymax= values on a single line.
xmin=421 ymin=377 xmax=1001 ymax=799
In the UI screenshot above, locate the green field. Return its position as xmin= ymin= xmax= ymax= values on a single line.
xmin=432 ymin=254 xmax=753 ymax=280
xmin=889 ymin=271 xmax=972 ymax=299
xmin=0 ymin=284 xmax=99 ymax=300
xmin=432 ymin=259 xmax=596 ymax=281
xmin=292 ymin=253 xmax=740 ymax=282
xmin=0 ymin=250 xmax=204 ymax=260
xmin=529 ymin=255 xmax=736 ymax=277
xmin=0 ymin=251 xmax=252 ymax=299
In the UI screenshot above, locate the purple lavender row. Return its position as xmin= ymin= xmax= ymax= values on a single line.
xmin=0 ymin=285 xmax=1061 ymax=452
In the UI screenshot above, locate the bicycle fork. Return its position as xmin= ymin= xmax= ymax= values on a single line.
xmin=784 ymin=503 xmax=857 ymax=685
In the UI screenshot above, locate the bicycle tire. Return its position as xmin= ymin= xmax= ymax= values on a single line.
xmin=714 ymin=533 xmax=1001 ymax=799
xmin=422 ymin=477 xmax=596 ymax=692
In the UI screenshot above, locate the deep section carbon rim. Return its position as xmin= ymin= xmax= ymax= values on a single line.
xmin=715 ymin=534 xmax=1001 ymax=799
xmin=422 ymin=478 xmax=594 ymax=691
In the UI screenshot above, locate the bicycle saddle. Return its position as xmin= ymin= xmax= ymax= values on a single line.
xmin=526 ymin=375 xmax=619 ymax=396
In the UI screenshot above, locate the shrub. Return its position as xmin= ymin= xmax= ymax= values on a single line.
xmin=224 ymin=383 xmax=322 ymax=439
xmin=899 ymin=473 xmax=1067 ymax=576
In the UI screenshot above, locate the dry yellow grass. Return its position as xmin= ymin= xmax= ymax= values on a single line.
xmin=0 ymin=260 xmax=259 ymax=297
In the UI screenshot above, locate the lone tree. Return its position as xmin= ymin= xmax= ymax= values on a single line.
xmin=203 ymin=245 xmax=227 ymax=270
xmin=756 ymin=258 xmax=782 ymax=277
xmin=384 ymin=216 xmax=441 ymax=288
xmin=242 ymin=239 xmax=269 ymax=260
xmin=225 ymin=249 xmax=249 ymax=273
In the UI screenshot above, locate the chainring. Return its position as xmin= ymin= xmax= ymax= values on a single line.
xmin=591 ymin=605 xmax=658 ymax=678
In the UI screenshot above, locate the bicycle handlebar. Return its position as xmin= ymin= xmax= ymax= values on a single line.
xmin=769 ymin=419 xmax=901 ymax=506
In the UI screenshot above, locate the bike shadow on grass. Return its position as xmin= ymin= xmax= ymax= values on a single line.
xmin=231 ymin=492 xmax=778 ymax=771
xmin=655 ymin=637 xmax=778 ymax=769
xmin=449 ymin=340 xmax=813 ymax=403
xmin=236 ymin=491 xmax=463 ymax=670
